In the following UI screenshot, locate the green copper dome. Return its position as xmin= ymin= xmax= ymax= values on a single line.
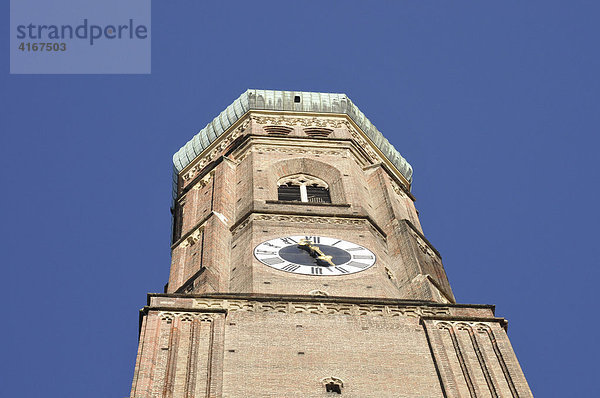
xmin=173 ymin=89 xmax=413 ymax=182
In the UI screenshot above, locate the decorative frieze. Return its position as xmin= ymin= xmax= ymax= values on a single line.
xmin=390 ymin=180 xmax=409 ymax=199
xmin=251 ymin=114 xmax=389 ymax=169
xmin=257 ymin=145 xmax=344 ymax=157
xmin=343 ymin=121 xmax=384 ymax=166
xmin=182 ymin=119 xmax=250 ymax=182
xmin=157 ymin=312 xmax=214 ymax=322
xmin=180 ymin=225 xmax=203 ymax=248
xmin=231 ymin=213 xmax=386 ymax=243
xmin=192 ymin=298 xmax=450 ymax=318
xmin=191 ymin=171 xmax=214 ymax=190
xmin=251 ymin=114 xmax=346 ymax=128
xmin=234 ymin=144 xmax=346 ymax=164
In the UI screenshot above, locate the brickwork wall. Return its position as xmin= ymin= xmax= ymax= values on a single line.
xmin=130 ymin=109 xmax=533 ymax=397
xmin=167 ymin=111 xmax=454 ymax=302
xmin=130 ymin=296 xmax=532 ymax=398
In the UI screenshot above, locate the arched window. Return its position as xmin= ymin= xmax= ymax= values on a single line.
xmin=277 ymin=174 xmax=331 ymax=203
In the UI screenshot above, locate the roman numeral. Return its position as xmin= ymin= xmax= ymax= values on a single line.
xmin=352 ymin=255 xmax=374 ymax=260
xmin=345 ymin=261 xmax=370 ymax=269
xmin=305 ymin=236 xmax=320 ymax=243
xmin=331 ymin=240 xmax=342 ymax=246
xmin=261 ymin=257 xmax=285 ymax=265
xmin=281 ymin=264 xmax=301 ymax=272
xmin=335 ymin=266 xmax=349 ymax=274
xmin=310 ymin=267 xmax=323 ymax=275
xmin=346 ymin=247 xmax=364 ymax=251
xmin=280 ymin=237 xmax=297 ymax=245
xmin=263 ymin=242 xmax=281 ymax=248
xmin=256 ymin=250 xmax=277 ymax=255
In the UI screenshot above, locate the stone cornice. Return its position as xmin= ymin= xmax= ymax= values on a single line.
xmin=145 ymin=292 xmax=495 ymax=311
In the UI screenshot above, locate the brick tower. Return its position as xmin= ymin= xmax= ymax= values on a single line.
xmin=129 ymin=90 xmax=533 ymax=397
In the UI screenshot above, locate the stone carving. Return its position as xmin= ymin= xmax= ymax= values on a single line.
xmin=192 ymin=298 xmax=450 ymax=318
xmin=233 ymin=147 xmax=253 ymax=163
xmin=158 ymin=311 xmax=214 ymax=323
xmin=160 ymin=313 xmax=174 ymax=322
xmin=234 ymin=145 xmax=345 ymax=164
xmin=309 ymin=289 xmax=329 ymax=297
xmin=252 ymin=115 xmax=346 ymax=129
xmin=182 ymin=118 xmax=250 ymax=182
xmin=410 ymin=230 xmax=436 ymax=258
xmin=390 ymin=180 xmax=409 ymax=199
xmin=230 ymin=217 xmax=251 ymax=236
xmin=191 ymin=172 xmax=214 ymax=190
xmin=231 ymin=213 xmax=386 ymax=242
xmin=321 ymin=377 xmax=344 ymax=394
xmin=384 ymin=266 xmax=396 ymax=281
xmin=278 ymin=174 xmax=328 ymax=188
xmin=258 ymin=303 xmax=288 ymax=313
xmin=180 ymin=313 xmax=194 ymax=322
xmin=343 ymin=121 xmax=383 ymax=165
xmin=180 ymin=226 xmax=203 ymax=248
xmin=259 ymin=145 xmax=343 ymax=157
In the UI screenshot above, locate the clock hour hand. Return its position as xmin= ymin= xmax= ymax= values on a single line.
xmin=298 ymin=239 xmax=335 ymax=267
xmin=316 ymin=254 xmax=335 ymax=267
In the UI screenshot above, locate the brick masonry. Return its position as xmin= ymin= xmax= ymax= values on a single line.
xmin=130 ymin=110 xmax=533 ymax=397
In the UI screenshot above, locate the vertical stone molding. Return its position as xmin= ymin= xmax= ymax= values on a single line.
xmin=423 ymin=319 xmax=533 ymax=398
xmin=130 ymin=311 xmax=224 ymax=398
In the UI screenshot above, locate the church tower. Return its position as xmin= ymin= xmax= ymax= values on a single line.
xmin=129 ymin=90 xmax=533 ymax=397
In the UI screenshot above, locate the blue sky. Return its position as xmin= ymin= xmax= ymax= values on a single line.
xmin=2 ymin=1 xmax=599 ymax=396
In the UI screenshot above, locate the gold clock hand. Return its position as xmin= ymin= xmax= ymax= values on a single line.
xmin=298 ymin=238 xmax=311 ymax=248
xmin=298 ymin=240 xmax=335 ymax=266
xmin=311 ymin=245 xmax=325 ymax=256
xmin=317 ymin=254 xmax=335 ymax=267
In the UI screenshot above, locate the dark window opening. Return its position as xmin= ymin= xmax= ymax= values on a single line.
xmin=278 ymin=183 xmax=301 ymax=201
xmin=294 ymin=95 xmax=301 ymax=103
xmin=326 ymin=382 xmax=342 ymax=394
xmin=278 ymin=174 xmax=331 ymax=204
xmin=306 ymin=186 xmax=331 ymax=203
xmin=172 ymin=203 xmax=184 ymax=242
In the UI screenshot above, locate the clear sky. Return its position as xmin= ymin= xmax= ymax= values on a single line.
xmin=2 ymin=1 xmax=599 ymax=396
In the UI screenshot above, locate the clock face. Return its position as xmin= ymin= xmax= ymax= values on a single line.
xmin=254 ymin=235 xmax=376 ymax=276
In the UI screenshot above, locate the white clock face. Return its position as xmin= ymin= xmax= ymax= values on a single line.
xmin=254 ymin=235 xmax=376 ymax=276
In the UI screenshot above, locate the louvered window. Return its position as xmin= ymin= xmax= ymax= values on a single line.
xmin=278 ymin=183 xmax=302 ymax=201
xmin=277 ymin=174 xmax=331 ymax=204
xmin=306 ymin=185 xmax=331 ymax=203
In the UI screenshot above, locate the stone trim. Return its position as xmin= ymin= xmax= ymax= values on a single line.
xmin=265 ymin=200 xmax=351 ymax=208
xmin=422 ymin=319 xmax=525 ymax=398
xmin=229 ymin=212 xmax=387 ymax=242
xmin=191 ymin=298 xmax=450 ymax=318
xmin=147 ymin=292 xmax=496 ymax=311
xmin=404 ymin=218 xmax=442 ymax=259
